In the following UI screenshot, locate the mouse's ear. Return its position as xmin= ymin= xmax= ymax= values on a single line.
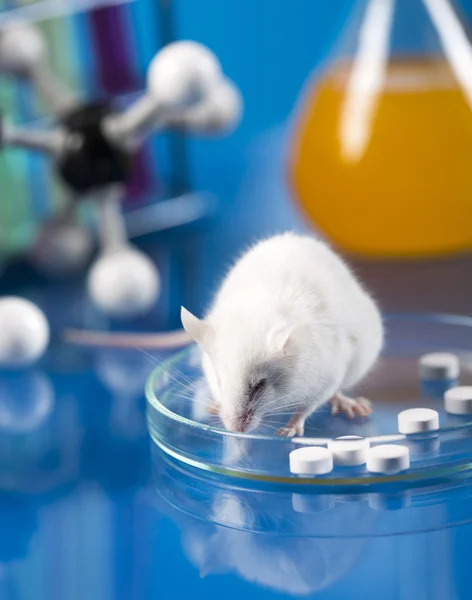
xmin=181 ymin=306 xmax=213 ymax=348
xmin=269 ymin=322 xmax=309 ymax=357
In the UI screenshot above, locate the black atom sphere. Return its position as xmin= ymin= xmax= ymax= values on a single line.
xmin=56 ymin=101 xmax=132 ymax=194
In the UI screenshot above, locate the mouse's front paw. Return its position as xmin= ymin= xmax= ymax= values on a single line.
xmin=207 ymin=402 xmax=219 ymax=415
xmin=330 ymin=393 xmax=372 ymax=418
xmin=276 ymin=424 xmax=304 ymax=438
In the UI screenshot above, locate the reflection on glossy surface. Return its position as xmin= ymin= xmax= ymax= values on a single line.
xmin=1 ymin=288 xmax=472 ymax=599
xmin=96 ymin=350 xmax=153 ymax=439
xmin=153 ymin=447 xmax=472 ymax=599
xmin=2 ymin=332 xmax=472 ymax=599
xmin=0 ymin=370 xmax=54 ymax=433
xmin=154 ymin=458 xmax=371 ymax=596
xmin=180 ymin=493 xmax=367 ymax=596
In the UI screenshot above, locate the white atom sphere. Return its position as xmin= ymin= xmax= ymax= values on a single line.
xmin=87 ymin=248 xmax=160 ymax=318
xmin=203 ymin=78 xmax=243 ymax=130
xmin=0 ymin=22 xmax=47 ymax=74
xmin=176 ymin=78 xmax=243 ymax=133
xmin=0 ymin=297 xmax=50 ymax=367
xmin=148 ymin=40 xmax=222 ymax=108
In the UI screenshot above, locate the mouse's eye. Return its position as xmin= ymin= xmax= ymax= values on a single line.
xmin=248 ymin=378 xmax=267 ymax=403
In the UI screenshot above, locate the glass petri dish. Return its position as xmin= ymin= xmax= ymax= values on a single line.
xmin=146 ymin=313 xmax=472 ymax=488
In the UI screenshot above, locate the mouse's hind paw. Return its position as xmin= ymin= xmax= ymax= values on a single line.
xmin=330 ymin=393 xmax=372 ymax=419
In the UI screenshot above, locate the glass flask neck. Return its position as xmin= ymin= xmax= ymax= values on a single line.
xmin=341 ymin=0 xmax=471 ymax=57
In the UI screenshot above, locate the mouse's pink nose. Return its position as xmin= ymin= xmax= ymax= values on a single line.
xmin=222 ymin=415 xmax=249 ymax=433
xmin=232 ymin=422 xmax=248 ymax=433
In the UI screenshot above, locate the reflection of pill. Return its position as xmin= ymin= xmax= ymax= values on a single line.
xmin=419 ymin=352 xmax=459 ymax=380
xmin=292 ymin=493 xmax=334 ymax=513
xmin=444 ymin=386 xmax=472 ymax=415
xmin=397 ymin=408 xmax=439 ymax=434
xmin=368 ymin=491 xmax=411 ymax=511
xmin=327 ymin=435 xmax=370 ymax=466
xmin=366 ymin=445 xmax=410 ymax=474
xmin=289 ymin=447 xmax=333 ymax=475
xmin=407 ymin=436 xmax=440 ymax=456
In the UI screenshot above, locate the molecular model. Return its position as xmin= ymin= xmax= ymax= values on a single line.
xmin=0 ymin=21 xmax=242 ymax=320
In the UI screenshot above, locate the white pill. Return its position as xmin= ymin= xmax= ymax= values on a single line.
xmin=289 ymin=446 xmax=333 ymax=475
xmin=444 ymin=386 xmax=472 ymax=415
xmin=419 ymin=352 xmax=459 ymax=380
xmin=366 ymin=445 xmax=410 ymax=474
xmin=327 ymin=435 xmax=370 ymax=466
xmin=397 ymin=408 xmax=439 ymax=434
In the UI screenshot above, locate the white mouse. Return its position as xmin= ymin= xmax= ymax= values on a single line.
xmin=64 ymin=233 xmax=383 ymax=436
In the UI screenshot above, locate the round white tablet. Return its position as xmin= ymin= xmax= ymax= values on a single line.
xmin=397 ymin=408 xmax=439 ymax=434
xmin=444 ymin=386 xmax=472 ymax=415
xmin=419 ymin=352 xmax=459 ymax=380
xmin=289 ymin=446 xmax=333 ymax=475
xmin=366 ymin=445 xmax=410 ymax=474
xmin=327 ymin=436 xmax=370 ymax=466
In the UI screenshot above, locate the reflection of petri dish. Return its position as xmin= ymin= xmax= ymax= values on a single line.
xmin=146 ymin=313 xmax=472 ymax=487
xmin=152 ymin=447 xmax=472 ymax=598
xmin=152 ymin=445 xmax=472 ymax=537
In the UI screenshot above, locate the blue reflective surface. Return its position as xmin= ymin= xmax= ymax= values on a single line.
xmin=0 ymin=278 xmax=471 ymax=600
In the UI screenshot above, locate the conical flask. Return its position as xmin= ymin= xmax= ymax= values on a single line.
xmin=289 ymin=0 xmax=472 ymax=258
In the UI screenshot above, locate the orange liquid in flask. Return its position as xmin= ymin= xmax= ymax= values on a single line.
xmin=290 ymin=59 xmax=472 ymax=258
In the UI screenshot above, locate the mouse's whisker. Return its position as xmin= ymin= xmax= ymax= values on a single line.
xmin=165 ymin=361 xmax=197 ymax=382
xmin=264 ymin=400 xmax=298 ymax=414
xmin=181 ymin=395 xmax=210 ymax=406
xmin=262 ymin=402 xmax=306 ymax=416
xmin=174 ymin=379 xmax=199 ymax=392
xmin=173 ymin=387 xmax=199 ymax=400
xmin=165 ymin=371 xmax=201 ymax=393
xmin=179 ymin=396 xmax=209 ymax=406
xmin=166 ymin=367 xmax=197 ymax=389
xmin=175 ymin=382 xmax=197 ymax=396
xmin=135 ymin=347 xmax=162 ymax=363
xmin=260 ymin=394 xmax=287 ymax=410
xmin=258 ymin=424 xmax=285 ymax=435
xmin=256 ymin=425 xmax=276 ymax=436
xmin=252 ymin=387 xmax=271 ymax=407
xmin=271 ymin=371 xmax=288 ymax=388
xmin=261 ymin=391 xmax=297 ymax=410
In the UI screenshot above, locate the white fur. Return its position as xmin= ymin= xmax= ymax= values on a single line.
xmin=181 ymin=233 xmax=383 ymax=433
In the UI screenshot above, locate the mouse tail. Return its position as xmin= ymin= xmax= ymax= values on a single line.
xmin=62 ymin=328 xmax=192 ymax=349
